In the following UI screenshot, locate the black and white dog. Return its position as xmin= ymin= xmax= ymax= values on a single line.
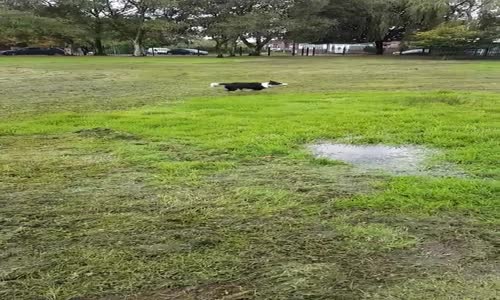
xmin=210 ymin=80 xmax=288 ymax=92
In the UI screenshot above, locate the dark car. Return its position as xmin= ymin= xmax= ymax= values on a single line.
xmin=167 ymin=48 xmax=208 ymax=55
xmin=0 ymin=47 xmax=65 ymax=56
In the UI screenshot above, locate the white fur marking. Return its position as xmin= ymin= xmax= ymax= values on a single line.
xmin=210 ymin=83 xmax=220 ymax=88
xmin=261 ymin=82 xmax=270 ymax=88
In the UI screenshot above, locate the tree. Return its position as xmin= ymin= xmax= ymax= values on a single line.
xmin=361 ymin=0 xmax=451 ymax=54
xmin=179 ymin=0 xmax=242 ymax=58
xmin=282 ymin=0 xmax=336 ymax=43
xmin=29 ymin=0 xmax=110 ymax=55
xmin=478 ymin=9 xmax=500 ymax=42
xmin=311 ymin=0 xmax=366 ymax=44
xmin=446 ymin=0 xmax=499 ymax=21
xmin=105 ymin=0 xmax=175 ymax=56
xmin=0 ymin=8 xmax=84 ymax=47
xmin=2 ymin=0 xmax=497 ymax=56
xmin=66 ymin=0 xmax=110 ymax=55
xmin=414 ymin=22 xmax=482 ymax=48
xmin=236 ymin=0 xmax=294 ymax=56
xmin=414 ymin=0 xmax=499 ymax=48
xmin=313 ymin=0 xmax=450 ymax=54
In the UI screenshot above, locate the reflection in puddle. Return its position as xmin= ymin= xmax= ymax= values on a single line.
xmin=309 ymin=143 xmax=462 ymax=177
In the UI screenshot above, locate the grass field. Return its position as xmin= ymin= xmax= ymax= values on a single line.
xmin=0 ymin=56 xmax=499 ymax=299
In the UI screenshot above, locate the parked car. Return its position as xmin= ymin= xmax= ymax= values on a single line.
xmin=393 ymin=48 xmax=431 ymax=56
xmin=0 ymin=47 xmax=65 ymax=56
xmin=147 ymin=47 xmax=170 ymax=55
xmin=167 ymin=48 xmax=208 ymax=55
xmin=186 ymin=48 xmax=208 ymax=55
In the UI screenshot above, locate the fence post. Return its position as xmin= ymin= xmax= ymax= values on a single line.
xmin=312 ymin=47 xmax=316 ymax=56
xmin=306 ymin=47 xmax=309 ymax=56
xmin=268 ymin=47 xmax=271 ymax=56
xmin=292 ymin=43 xmax=296 ymax=56
xmin=197 ymin=48 xmax=200 ymax=56
xmin=301 ymin=48 xmax=304 ymax=56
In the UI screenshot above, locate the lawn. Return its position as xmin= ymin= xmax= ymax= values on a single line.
xmin=0 ymin=56 xmax=499 ymax=299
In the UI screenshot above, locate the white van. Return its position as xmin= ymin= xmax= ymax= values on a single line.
xmin=147 ymin=48 xmax=170 ymax=55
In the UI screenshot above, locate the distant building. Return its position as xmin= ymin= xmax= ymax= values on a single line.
xmin=268 ymin=40 xmax=292 ymax=51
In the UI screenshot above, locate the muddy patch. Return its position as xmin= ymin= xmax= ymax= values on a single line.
xmin=75 ymin=127 xmax=139 ymax=141
xmin=309 ymin=143 xmax=463 ymax=177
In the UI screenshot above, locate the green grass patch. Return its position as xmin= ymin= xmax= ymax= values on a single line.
xmin=0 ymin=57 xmax=499 ymax=299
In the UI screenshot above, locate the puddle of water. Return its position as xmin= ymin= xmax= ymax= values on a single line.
xmin=309 ymin=143 xmax=463 ymax=177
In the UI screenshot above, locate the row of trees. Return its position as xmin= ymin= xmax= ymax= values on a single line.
xmin=1 ymin=0 xmax=499 ymax=56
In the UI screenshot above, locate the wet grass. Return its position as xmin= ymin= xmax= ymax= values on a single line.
xmin=1 ymin=56 xmax=500 ymax=119
xmin=0 ymin=57 xmax=499 ymax=299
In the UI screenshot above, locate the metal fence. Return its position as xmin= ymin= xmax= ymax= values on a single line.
xmin=429 ymin=45 xmax=500 ymax=58
xmin=262 ymin=43 xmax=500 ymax=59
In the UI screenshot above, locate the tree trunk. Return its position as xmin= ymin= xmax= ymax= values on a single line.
xmin=240 ymin=36 xmax=259 ymax=56
xmin=228 ymin=39 xmax=237 ymax=57
xmin=215 ymin=40 xmax=224 ymax=58
xmin=375 ymin=40 xmax=384 ymax=55
xmin=132 ymin=27 xmax=145 ymax=57
xmin=95 ymin=37 xmax=105 ymax=56
xmin=249 ymin=49 xmax=261 ymax=56
xmin=241 ymin=35 xmax=273 ymax=56
xmin=133 ymin=40 xmax=144 ymax=56
xmin=132 ymin=11 xmax=146 ymax=57
xmin=94 ymin=20 xmax=106 ymax=56
xmin=252 ymin=38 xmax=263 ymax=56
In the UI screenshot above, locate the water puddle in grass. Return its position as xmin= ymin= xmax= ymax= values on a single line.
xmin=309 ymin=143 xmax=464 ymax=177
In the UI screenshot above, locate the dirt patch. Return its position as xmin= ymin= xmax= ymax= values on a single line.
xmin=208 ymin=162 xmax=380 ymax=201
xmin=75 ymin=127 xmax=139 ymax=141
xmin=354 ymin=213 xmax=500 ymax=276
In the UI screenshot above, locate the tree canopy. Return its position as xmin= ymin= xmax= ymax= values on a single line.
xmin=1 ymin=0 xmax=498 ymax=55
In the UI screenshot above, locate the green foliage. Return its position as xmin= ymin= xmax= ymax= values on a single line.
xmin=53 ymin=0 xmax=111 ymax=54
xmin=2 ymin=0 xmax=499 ymax=53
xmin=308 ymin=0 xmax=451 ymax=52
xmin=284 ymin=0 xmax=336 ymax=42
xmin=179 ymin=0 xmax=242 ymax=56
xmin=104 ymin=0 xmax=180 ymax=55
xmin=478 ymin=8 xmax=500 ymax=42
xmin=0 ymin=9 xmax=84 ymax=46
xmin=415 ymin=22 xmax=483 ymax=48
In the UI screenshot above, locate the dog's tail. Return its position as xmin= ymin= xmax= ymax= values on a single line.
xmin=210 ymin=83 xmax=221 ymax=88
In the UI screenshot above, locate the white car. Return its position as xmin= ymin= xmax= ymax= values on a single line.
xmin=147 ymin=48 xmax=170 ymax=55
xmin=185 ymin=48 xmax=209 ymax=55
xmin=393 ymin=49 xmax=431 ymax=55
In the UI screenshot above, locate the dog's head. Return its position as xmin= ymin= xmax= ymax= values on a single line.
xmin=268 ymin=80 xmax=288 ymax=87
